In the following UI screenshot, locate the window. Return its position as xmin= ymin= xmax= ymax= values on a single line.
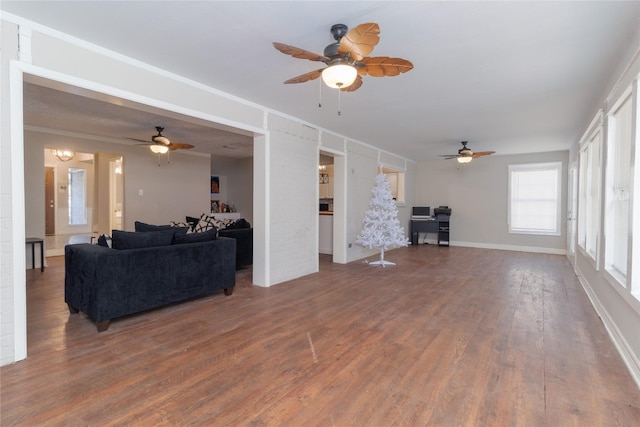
xmin=68 ymin=167 xmax=87 ymax=225
xmin=604 ymin=89 xmax=633 ymax=287
xmin=382 ymin=167 xmax=405 ymax=204
xmin=578 ymin=114 xmax=602 ymax=264
xmin=508 ymin=162 xmax=562 ymax=235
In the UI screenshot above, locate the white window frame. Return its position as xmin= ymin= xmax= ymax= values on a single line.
xmin=382 ymin=166 xmax=406 ymax=205
xmin=604 ymin=87 xmax=634 ymax=289
xmin=577 ymin=111 xmax=603 ymax=269
xmin=508 ymin=161 xmax=562 ymax=236
xmin=632 ymin=80 xmax=640 ymax=301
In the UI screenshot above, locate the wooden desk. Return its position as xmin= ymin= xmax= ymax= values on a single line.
xmin=410 ymin=217 xmax=450 ymax=246
xmin=410 ymin=220 xmax=438 ymax=245
xmin=26 ymin=237 xmax=44 ymax=272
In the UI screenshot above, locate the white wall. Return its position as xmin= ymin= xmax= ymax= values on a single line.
xmin=267 ymin=114 xmax=319 ymax=284
xmin=570 ymin=31 xmax=640 ymax=385
xmin=415 ymin=151 xmax=568 ymax=254
xmin=210 ymin=156 xmax=253 ymax=224
xmin=0 ymin=19 xmax=21 ymax=366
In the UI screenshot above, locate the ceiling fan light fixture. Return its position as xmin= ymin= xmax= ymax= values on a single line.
xmin=149 ymin=144 xmax=169 ymax=154
xmin=321 ymin=63 xmax=357 ymax=89
xmin=51 ymin=149 xmax=75 ymax=162
xmin=457 ymin=156 xmax=473 ymax=164
xmin=153 ymin=136 xmax=170 ymax=145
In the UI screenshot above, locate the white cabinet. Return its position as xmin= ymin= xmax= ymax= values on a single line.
xmin=319 ymin=214 xmax=333 ymax=254
xmin=210 ymin=212 xmax=240 ymax=220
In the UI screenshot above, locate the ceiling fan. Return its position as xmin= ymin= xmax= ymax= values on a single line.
xmin=128 ymin=126 xmax=194 ymax=154
xmin=440 ymin=141 xmax=495 ymax=164
xmin=273 ymin=22 xmax=413 ymax=92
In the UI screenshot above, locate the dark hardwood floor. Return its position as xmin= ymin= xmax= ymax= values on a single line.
xmin=2 ymin=246 xmax=640 ymax=425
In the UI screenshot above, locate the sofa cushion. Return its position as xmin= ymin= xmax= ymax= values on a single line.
xmin=112 ymin=229 xmax=175 ymax=250
xmin=173 ymin=228 xmax=218 ymax=244
xmin=134 ymin=221 xmax=174 ymax=232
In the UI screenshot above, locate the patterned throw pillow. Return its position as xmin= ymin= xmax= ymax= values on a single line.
xmin=169 ymin=221 xmax=191 ymax=235
xmin=192 ymin=214 xmax=218 ymax=233
xmin=210 ymin=216 xmax=235 ymax=230
xmin=170 ymin=221 xmax=190 ymax=228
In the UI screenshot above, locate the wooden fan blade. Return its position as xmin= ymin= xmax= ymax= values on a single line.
xmin=338 ymin=22 xmax=380 ymax=61
xmin=472 ymin=151 xmax=495 ymax=158
xmin=273 ymin=42 xmax=329 ymax=62
xmin=359 ymin=57 xmax=414 ymax=77
xmin=169 ymin=142 xmax=194 ymax=150
xmin=340 ymin=74 xmax=363 ymax=92
xmin=283 ymin=68 xmax=324 ymax=84
xmin=126 ymin=137 xmax=151 ymax=143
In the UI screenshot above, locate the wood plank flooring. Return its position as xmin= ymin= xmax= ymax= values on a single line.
xmin=2 ymin=246 xmax=639 ymax=425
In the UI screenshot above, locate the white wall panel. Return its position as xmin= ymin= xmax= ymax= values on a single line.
xmin=267 ymin=115 xmax=318 ymax=284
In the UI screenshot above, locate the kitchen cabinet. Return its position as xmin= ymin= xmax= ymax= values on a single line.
xmin=319 ymin=213 xmax=333 ymax=254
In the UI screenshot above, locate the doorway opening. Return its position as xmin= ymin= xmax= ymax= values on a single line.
xmin=43 ymin=150 xmax=125 ymax=256
xmin=44 ymin=150 xmax=94 ymax=256
xmin=319 ymin=153 xmax=335 ymax=257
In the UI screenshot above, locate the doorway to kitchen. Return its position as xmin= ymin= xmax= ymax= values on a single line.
xmin=319 ymin=153 xmax=334 ymax=257
xmin=318 ymin=150 xmax=347 ymax=265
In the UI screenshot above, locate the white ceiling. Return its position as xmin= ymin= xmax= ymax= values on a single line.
xmin=3 ymin=1 xmax=639 ymax=161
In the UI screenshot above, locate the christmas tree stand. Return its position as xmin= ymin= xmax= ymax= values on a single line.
xmin=368 ymin=249 xmax=396 ymax=267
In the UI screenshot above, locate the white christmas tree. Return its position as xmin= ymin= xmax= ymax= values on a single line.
xmin=355 ymin=172 xmax=410 ymax=267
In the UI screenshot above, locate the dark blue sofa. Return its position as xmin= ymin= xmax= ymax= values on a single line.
xmin=65 ymin=237 xmax=236 ymax=331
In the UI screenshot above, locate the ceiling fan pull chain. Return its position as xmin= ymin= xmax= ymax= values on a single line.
xmin=338 ymin=88 xmax=342 ymax=116
xmin=318 ymin=78 xmax=322 ymax=108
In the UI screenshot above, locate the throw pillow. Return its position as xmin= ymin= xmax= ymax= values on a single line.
xmin=96 ymin=234 xmax=112 ymax=248
xmin=173 ymin=227 xmax=218 ymax=244
xmin=224 ymin=218 xmax=251 ymax=230
xmin=192 ymin=214 xmax=217 ymax=233
xmin=112 ymin=229 xmax=175 ymax=250
xmin=185 ymin=216 xmax=200 ymax=231
xmin=134 ymin=221 xmax=173 ymax=232
xmin=170 ymin=221 xmax=190 ymax=229
xmin=170 ymin=224 xmax=190 ymax=235
xmin=210 ymin=217 xmax=235 ymax=230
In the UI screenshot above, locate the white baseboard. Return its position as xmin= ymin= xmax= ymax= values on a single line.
xmin=452 ymin=241 xmax=566 ymax=255
xmin=575 ymin=266 xmax=640 ymax=389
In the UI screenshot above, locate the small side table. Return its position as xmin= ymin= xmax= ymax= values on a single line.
xmin=25 ymin=237 xmax=44 ymax=272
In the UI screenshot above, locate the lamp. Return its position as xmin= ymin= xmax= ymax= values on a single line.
xmin=51 ymin=149 xmax=75 ymax=162
xmin=321 ymin=63 xmax=358 ymax=89
xmin=457 ymin=156 xmax=472 ymax=164
xmin=149 ymin=144 xmax=169 ymax=154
